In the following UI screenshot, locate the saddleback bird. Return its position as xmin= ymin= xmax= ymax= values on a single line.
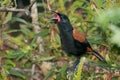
xmin=52 ymin=11 xmax=107 ymax=70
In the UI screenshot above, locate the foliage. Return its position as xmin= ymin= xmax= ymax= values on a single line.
xmin=0 ymin=0 xmax=120 ymax=80
xmin=95 ymin=6 xmax=120 ymax=47
xmin=73 ymin=57 xmax=85 ymax=80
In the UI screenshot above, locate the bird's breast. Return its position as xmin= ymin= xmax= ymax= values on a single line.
xmin=60 ymin=31 xmax=77 ymax=53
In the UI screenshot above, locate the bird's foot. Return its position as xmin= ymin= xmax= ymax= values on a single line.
xmin=67 ymin=66 xmax=78 ymax=80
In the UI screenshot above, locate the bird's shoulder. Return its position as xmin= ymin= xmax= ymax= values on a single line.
xmin=73 ymin=29 xmax=93 ymax=52
xmin=73 ymin=29 xmax=86 ymax=43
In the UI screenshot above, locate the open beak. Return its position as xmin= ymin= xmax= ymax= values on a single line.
xmin=52 ymin=11 xmax=60 ymax=15
xmin=50 ymin=11 xmax=59 ymax=23
xmin=50 ymin=11 xmax=61 ymax=23
xmin=50 ymin=18 xmax=58 ymax=23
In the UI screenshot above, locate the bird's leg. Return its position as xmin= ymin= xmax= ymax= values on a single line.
xmin=68 ymin=57 xmax=80 ymax=72
xmin=67 ymin=57 xmax=80 ymax=79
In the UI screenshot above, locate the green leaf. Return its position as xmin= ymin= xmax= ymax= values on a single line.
xmin=9 ymin=70 xmax=25 ymax=79
xmin=1 ymin=0 xmax=9 ymax=5
xmin=58 ymin=0 xmax=66 ymax=12
xmin=95 ymin=7 xmax=120 ymax=29
xmin=4 ymin=12 xmax=12 ymax=24
xmin=12 ymin=17 xmax=28 ymax=25
xmin=32 ymin=56 xmax=55 ymax=63
xmin=93 ymin=0 xmax=105 ymax=8
xmin=109 ymin=25 xmax=120 ymax=47
xmin=74 ymin=57 xmax=86 ymax=80
xmin=4 ymin=60 xmax=16 ymax=67
xmin=43 ymin=66 xmax=56 ymax=80
xmin=58 ymin=63 xmax=68 ymax=79
xmin=5 ymin=51 xmax=25 ymax=59
xmin=20 ymin=24 xmax=34 ymax=38
xmin=70 ymin=1 xmax=83 ymax=12
xmin=5 ymin=30 xmax=21 ymax=34
xmin=34 ymin=29 xmax=49 ymax=37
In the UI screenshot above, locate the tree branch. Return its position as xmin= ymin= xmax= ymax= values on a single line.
xmin=0 ymin=7 xmax=26 ymax=12
xmin=0 ymin=0 xmax=36 ymax=13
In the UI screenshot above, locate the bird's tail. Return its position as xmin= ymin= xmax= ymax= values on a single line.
xmin=92 ymin=50 xmax=107 ymax=63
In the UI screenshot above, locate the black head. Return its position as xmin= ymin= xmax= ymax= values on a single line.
xmin=52 ymin=11 xmax=73 ymax=31
xmin=52 ymin=11 xmax=70 ymax=23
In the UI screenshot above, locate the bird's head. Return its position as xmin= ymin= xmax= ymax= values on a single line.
xmin=51 ymin=11 xmax=73 ymax=31
xmin=52 ymin=11 xmax=70 ymax=23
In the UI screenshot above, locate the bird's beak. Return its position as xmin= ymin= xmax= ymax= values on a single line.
xmin=50 ymin=18 xmax=58 ymax=23
xmin=50 ymin=11 xmax=60 ymax=23
xmin=52 ymin=11 xmax=60 ymax=16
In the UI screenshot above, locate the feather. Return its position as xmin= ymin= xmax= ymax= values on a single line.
xmin=73 ymin=29 xmax=86 ymax=43
xmin=92 ymin=50 xmax=107 ymax=63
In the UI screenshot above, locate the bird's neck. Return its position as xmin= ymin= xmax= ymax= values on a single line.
xmin=57 ymin=23 xmax=73 ymax=32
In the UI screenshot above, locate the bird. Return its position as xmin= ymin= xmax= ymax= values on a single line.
xmin=51 ymin=11 xmax=107 ymax=70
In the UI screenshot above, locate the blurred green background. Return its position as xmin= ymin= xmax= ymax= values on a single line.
xmin=0 ymin=0 xmax=120 ymax=80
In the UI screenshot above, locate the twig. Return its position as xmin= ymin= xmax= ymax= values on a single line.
xmin=0 ymin=7 xmax=26 ymax=12
xmin=15 ymin=0 xmax=36 ymax=18
xmin=31 ymin=64 xmax=35 ymax=80
xmin=0 ymin=0 xmax=36 ymax=13
xmin=4 ymin=39 xmax=19 ymax=50
xmin=27 ymin=0 xmax=36 ymax=10
xmin=46 ymin=0 xmax=52 ymax=11
xmin=12 ymin=68 xmax=40 ymax=73
xmin=1 ymin=12 xmax=6 ymax=52
xmin=14 ymin=0 xmax=17 ymax=8
xmin=90 ymin=0 xmax=99 ymax=15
